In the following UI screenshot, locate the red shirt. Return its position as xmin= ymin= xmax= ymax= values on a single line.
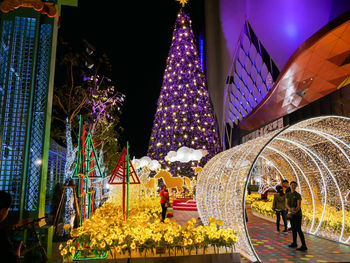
xmin=160 ymin=189 xmax=169 ymax=203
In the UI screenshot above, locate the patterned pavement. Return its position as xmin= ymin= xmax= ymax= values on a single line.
xmin=246 ymin=207 xmax=350 ymax=263
xmin=171 ymin=208 xmax=202 ymax=226
xmin=173 ymin=208 xmax=350 ymax=263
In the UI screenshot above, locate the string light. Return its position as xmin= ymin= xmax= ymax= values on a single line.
xmin=64 ymin=120 xmax=77 ymax=228
xmin=197 ymin=116 xmax=350 ymax=262
xmin=147 ymin=8 xmax=221 ymax=176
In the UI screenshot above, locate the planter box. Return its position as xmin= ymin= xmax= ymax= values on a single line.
xmin=77 ymin=253 xmax=241 ymax=263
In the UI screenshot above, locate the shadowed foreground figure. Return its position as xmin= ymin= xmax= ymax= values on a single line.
xmin=0 ymin=191 xmax=22 ymax=262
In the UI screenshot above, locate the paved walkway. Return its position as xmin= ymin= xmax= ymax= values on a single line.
xmin=246 ymin=207 xmax=350 ymax=263
xmin=170 ymin=208 xmax=202 ymax=226
xmin=173 ymin=208 xmax=350 ymax=263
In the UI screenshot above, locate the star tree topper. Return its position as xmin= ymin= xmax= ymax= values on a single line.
xmin=176 ymin=0 xmax=189 ymax=7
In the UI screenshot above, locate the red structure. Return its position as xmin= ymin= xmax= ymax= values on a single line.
xmin=0 ymin=0 xmax=58 ymax=18
xmin=108 ymin=147 xmax=140 ymax=219
xmin=71 ymin=121 xmax=104 ymax=226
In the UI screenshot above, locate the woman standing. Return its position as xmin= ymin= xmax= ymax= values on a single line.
xmin=285 ymin=181 xmax=308 ymax=251
xmin=160 ymin=185 xmax=169 ymax=222
xmin=273 ymin=185 xmax=288 ymax=232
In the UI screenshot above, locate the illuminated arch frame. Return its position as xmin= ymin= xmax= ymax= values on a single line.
xmin=197 ymin=116 xmax=350 ymax=262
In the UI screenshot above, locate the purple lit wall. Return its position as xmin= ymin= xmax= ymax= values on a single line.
xmin=147 ymin=8 xmax=222 ymax=176
xmin=224 ymin=21 xmax=280 ymax=127
xmin=205 ymin=0 xmax=350 ymax=137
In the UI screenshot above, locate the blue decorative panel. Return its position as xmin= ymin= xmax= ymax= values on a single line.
xmin=224 ymin=21 xmax=280 ymax=126
xmin=0 ymin=17 xmax=36 ymax=211
xmin=26 ymin=23 xmax=52 ymax=211
xmin=0 ymin=20 xmax=14 ymax=204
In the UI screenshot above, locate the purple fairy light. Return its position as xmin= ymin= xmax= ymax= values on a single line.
xmin=147 ymin=8 xmax=222 ymax=177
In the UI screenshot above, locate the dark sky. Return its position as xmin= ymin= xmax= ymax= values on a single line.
xmin=58 ymin=0 xmax=205 ymax=158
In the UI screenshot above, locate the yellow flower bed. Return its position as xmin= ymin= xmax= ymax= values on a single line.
xmin=251 ymin=200 xmax=275 ymax=218
xmin=246 ymin=193 xmax=273 ymax=204
xmin=249 ymin=195 xmax=350 ymax=234
xmin=302 ymin=205 xmax=350 ymax=233
xmin=60 ymin=197 xmax=237 ymax=259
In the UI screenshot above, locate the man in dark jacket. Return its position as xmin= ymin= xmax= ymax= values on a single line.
xmin=0 ymin=191 xmax=21 ymax=262
xmin=286 ymin=181 xmax=307 ymax=251
xmin=282 ymin=179 xmax=292 ymax=231
xmin=282 ymin=179 xmax=291 ymax=194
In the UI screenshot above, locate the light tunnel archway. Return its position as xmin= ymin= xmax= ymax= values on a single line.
xmin=197 ymin=116 xmax=350 ymax=262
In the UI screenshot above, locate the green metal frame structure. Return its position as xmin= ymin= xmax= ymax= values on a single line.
xmin=0 ymin=0 xmax=77 ymax=221
xmin=0 ymin=7 xmax=57 ymax=220
xmin=0 ymin=1 xmax=77 ymax=260
xmin=71 ymin=116 xmax=104 ymax=226
xmin=71 ymin=116 xmax=106 ymax=261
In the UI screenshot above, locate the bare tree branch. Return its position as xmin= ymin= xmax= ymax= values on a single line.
xmin=54 ymin=94 xmax=68 ymax=116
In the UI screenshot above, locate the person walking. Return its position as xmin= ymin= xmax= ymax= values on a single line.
xmin=160 ymin=185 xmax=169 ymax=222
xmin=272 ymin=185 xmax=288 ymax=232
xmin=285 ymin=181 xmax=308 ymax=251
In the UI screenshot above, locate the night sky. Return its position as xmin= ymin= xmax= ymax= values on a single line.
xmin=58 ymin=0 xmax=205 ymax=158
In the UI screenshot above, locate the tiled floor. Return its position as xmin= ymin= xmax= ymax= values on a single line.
xmin=173 ymin=208 xmax=350 ymax=263
xmin=171 ymin=208 xmax=202 ymax=226
xmin=245 ymin=207 xmax=350 ymax=263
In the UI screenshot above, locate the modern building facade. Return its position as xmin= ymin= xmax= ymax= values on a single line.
xmin=223 ymin=20 xmax=279 ymax=146
xmin=227 ymin=11 xmax=350 ymax=148
xmin=0 ymin=0 xmax=76 ymax=220
xmin=204 ymin=0 xmax=350 ymax=148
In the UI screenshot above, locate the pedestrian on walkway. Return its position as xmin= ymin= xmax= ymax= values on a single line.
xmin=285 ymin=181 xmax=308 ymax=251
xmin=282 ymin=180 xmax=292 ymax=230
xmin=160 ymin=185 xmax=169 ymax=222
xmin=272 ymin=185 xmax=288 ymax=232
xmin=282 ymin=180 xmax=291 ymax=194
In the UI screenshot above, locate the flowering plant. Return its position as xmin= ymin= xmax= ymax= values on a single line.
xmin=249 ymin=194 xmax=350 ymax=235
xmin=246 ymin=193 xmax=273 ymax=204
xmin=59 ymin=197 xmax=237 ymax=260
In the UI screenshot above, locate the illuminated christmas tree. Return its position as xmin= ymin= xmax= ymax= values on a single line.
xmin=147 ymin=7 xmax=221 ymax=176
